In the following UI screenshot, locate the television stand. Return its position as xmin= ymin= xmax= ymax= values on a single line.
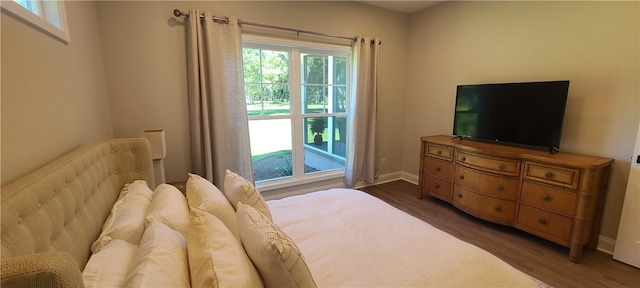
xmin=418 ymin=135 xmax=614 ymax=263
xmin=451 ymin=135 xmax=464 ymax=141
xmin=548 ymin=147 xmax=560 ymax=154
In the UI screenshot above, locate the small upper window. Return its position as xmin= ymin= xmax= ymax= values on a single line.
xmin=1 ymin=0 xmax=70 ymax=43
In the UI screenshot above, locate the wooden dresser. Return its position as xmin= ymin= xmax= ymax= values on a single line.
xmin=418 ymin=135 xmax=614 ymax=263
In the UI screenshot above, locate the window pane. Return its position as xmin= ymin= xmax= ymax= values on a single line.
xmin=249 ymin=119 xmax=292 ymax=182
xmin=244 ymin=48 xmax=290 ymax=116
xmin=14 ymin=0 xmax=39 ymax=15
xmin=332 ymin=116 xmax=347 ymax=158
xmin=261 ymin=50 xmax=289 ymax=84
xmin=262 ymin=84 xmax=290 ymax=115
xmin=303 ymin=116 xmax=346 ymax=174
xmin=333 ymin=56 xmax=347 ymax=85
xmin=302 ymin=54 xmax=327 ymax=84
xmin=242 ymin=48 xmax=261 ymax=83
xmin=332 ymin=86 xmax=347 ymax=113
xmin=303 ymin=85 xmax=326 ymax=114
xmin=246 ymin=84 xmax=263 ymax=117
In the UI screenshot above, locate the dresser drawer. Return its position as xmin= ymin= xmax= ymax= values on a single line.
xmin=424 ymin=158 xmax=453 ymax=180
xmin=424 ymin=175 xmax=452 ymax=199
xmin=517 ymin=204 xmax=572 ymax=242
xmin=453 ymin=185 xmax=516 ymax=221
xmin=454 ymin=165 xmax=518 ymax=200
xmin=426 ymin=144 xmax=454 ymax=161
xmin=524 ymin=162 xmax=580 ymax=190
xmin=521 ymin=181 xmax=576 ymax=215
xmin=456 ymin=151 xmax=520 ymax=177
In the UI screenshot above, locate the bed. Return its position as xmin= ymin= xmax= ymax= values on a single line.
xmin=269 ymin=189 xmax=540 ymax=287
xmin=1 ymin=138 xmax=544 ymax=288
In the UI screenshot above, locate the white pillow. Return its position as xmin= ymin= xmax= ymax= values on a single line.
xmin=82 ymin=239 xmax=138 ymax=288
xmin=145 ymin=183 xmax=190 ymax=236
xmin=91 ymin=180 xmax=152 ymax=253
xmin=236 ymin=203 xmax=317 ymax=288
xmin=188 ymin=208 xmax=263 ymax=288
xmin=120 ymin=180 xmax=153 ymax=200
xmin=224 ymin=169 xmax=272 ymax=220
xmin=186 ymin=173 xmax=239 ymax=239
xmin=121 ymin=221 xmax=190 ymax=288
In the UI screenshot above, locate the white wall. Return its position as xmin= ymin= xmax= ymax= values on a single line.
xmin=1 ymin=1 xmax=113 ymax=186
xmin=4 ymin=0 xmax=635 ymax=243
xmin=402 ymin=1 xmax=640 ymax=239
xmin=95 ymin=1 xmax=409 ymax=183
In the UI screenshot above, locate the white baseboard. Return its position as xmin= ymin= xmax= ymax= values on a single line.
xmin=354 ymin=171 xmax=403 ymax=189
xmin=401 ymin=172 xmax=419 ymax=185
xmin=597 ymin=235 xmax=616 ymax=255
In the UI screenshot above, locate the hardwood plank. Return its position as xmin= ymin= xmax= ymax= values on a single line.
xmin=359 ymin=180 xmax=640 ymax=288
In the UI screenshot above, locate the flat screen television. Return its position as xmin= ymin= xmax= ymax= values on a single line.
xmin=452 ymin=80 xmax=570 ymax=152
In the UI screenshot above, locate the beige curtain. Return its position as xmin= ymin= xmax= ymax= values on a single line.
xmin=345 ymin=36 xmax=380 ymax=187
xmin=186 ymin=10 xmax=254 ymax=186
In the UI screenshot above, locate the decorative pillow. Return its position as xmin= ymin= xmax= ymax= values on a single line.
xmin=188 ymin=208 xmax=263 ymax=288
xmin=224 ymin=169 xmax=272 ymax=220
xmin=91 ymin=180 xmax=152 ymax=253
xmin=82 ymin=240 xmax=139 ymax=288
xmin=236 ymin=203 xmax=317 ymax=288
xmin=186 ymin=173 xmax=239 ymax=238
xmin=145 ymin=183 xmax=190 ymax=236
xmin=121 ymin=221 xmax=190 ymax=288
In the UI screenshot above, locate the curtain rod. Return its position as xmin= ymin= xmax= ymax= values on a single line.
xmin=173 ymin=9 xmax=362 ymax=43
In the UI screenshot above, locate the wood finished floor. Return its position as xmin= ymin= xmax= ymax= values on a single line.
xmin=358 ymin=180 xmax=640 ymax=288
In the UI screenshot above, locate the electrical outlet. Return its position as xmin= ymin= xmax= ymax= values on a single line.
xmin=381 ymin=158 xmax=386 ymax=167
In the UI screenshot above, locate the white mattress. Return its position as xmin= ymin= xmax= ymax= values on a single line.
xmin=268 ymin=188 xmax=539 ymax=287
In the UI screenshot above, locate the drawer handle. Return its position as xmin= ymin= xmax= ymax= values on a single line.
xmin=435 ymin=166 xmax=441 ymax=171
xmin=434 ymin=183 xmax=440 ymax=189
xmin=542 ymin=194 xmax=550 ymax=201
xmin=538 ymin=218 xmax=547 ymax=225
xmin=496 ymin=184 xmax=504 ymax=191
xmin=494 ymin=205 xmax=502 ymax=212
xmin=457 ymin=193 xmax=463 ymax=198
xmin=544 ymin=172 xmax=554 ymax=179
xmin=460 ymin=156 xmax=466 ymax=161
xmin=458 ymin=174 xmax=464 ymax=180
xmin=498 ymin=163 xmax=505 ymax=170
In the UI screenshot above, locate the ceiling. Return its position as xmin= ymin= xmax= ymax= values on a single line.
xmin=357 ymin=1 xmax=444 ymax=14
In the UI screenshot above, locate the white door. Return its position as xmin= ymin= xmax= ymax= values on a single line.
xmin=613 ymin=123 xmax=640 ymax=268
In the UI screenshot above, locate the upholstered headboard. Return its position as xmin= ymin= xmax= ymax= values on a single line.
xmin=1 ymin=139 xmax=154 ymax=288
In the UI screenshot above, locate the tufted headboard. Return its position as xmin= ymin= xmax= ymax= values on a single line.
xmin=1 ymin=139 xmax=154 ymax=288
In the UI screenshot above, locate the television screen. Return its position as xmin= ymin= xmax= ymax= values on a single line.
xmin=452 ymin=80 xmax=570 ymax=150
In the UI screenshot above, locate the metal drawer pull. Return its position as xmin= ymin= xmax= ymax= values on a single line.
xmin=457 ymin=193 xmax=463 ymax=198
xmin=544 ymin=171 xmax=553 ymax=178
xmin=494 ymin=205 xmax=502 ymax=212
xmin=538 ymin=218 xmax=547 ymax=225
xmin=460 ymin=156 xmax=466 ymax=161
xmin=498 ymin=163 xmax=505 ymax=170
xmin=496 ymin=184 xmax=504 ymax=191
xmin=458 ymin=174 xmax=464 ymax=180
xmin=436 ymin=150 xmax=442 ymax=155
xmin=435 ymin=166 xmax=441 ymax=171
xmin=434 ymin=183 xmax=440 ymax=189
xmin=541 ymin=194 xmax=550 ymax=201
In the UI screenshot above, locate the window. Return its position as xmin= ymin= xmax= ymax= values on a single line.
xmin=1 ymin=0 xmax=70 ymax=43
xmin=242 ymin=36 xmax=351 ymax=188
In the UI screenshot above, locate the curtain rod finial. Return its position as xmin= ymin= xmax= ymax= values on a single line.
xmin=173 ymin=9 xmax=182 ymax=17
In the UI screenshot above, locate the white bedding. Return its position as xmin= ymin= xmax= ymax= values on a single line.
xmin=268 ymin=188 xmax=539 ymax=287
